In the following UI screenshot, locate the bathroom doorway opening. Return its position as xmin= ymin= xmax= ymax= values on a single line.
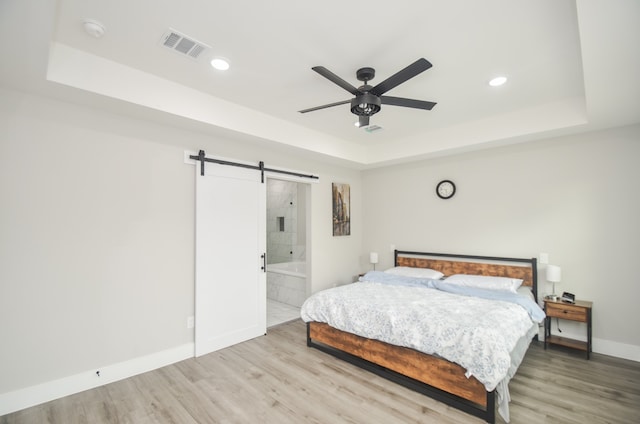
xmin=265 ymin=178 xmax=311 ymax=328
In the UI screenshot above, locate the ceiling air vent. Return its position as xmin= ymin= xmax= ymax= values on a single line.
xmin=363 ymin=124 xmax=383 ymax=133
xmin=160 ymin=28 xmax=210 ymax=60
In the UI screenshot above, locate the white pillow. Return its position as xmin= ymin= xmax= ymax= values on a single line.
xmin=384 ymin=266 xmax=444 ymax=280
xmin=444 ymin=274 xmax=523 ymax=293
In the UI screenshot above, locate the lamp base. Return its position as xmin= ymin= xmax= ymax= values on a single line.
xmin=545 ymin=294 xmax=559 ymax=301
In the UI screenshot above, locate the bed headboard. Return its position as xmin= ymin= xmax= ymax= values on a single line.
xmin=394 ymin=250 xmax=538 ymax=301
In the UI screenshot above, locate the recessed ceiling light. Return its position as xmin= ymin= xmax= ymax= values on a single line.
xmin=489 ymin=76 xmax=507 ymax=87
xmin=210 ymin=57 xmax=230 ymax=71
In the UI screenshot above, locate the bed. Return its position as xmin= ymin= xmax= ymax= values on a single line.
xmin=301 ymin=250 xmax=543 ymax=423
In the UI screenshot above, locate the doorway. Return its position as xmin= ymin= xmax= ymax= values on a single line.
xmin=265 ymin=178 xmax=310 ymax=327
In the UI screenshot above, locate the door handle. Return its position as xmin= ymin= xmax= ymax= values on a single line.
xmin=261 ymin=253 xmax=266 ymax=272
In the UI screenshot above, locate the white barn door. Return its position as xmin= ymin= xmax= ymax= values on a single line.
xmin=195 ymin=162 xmax=266 ymax=357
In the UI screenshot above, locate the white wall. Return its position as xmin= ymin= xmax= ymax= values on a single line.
xmin=0 ymin=87 xmax=362 ymax=412
xmin=361 ymin=124 xmax=640 ymax=359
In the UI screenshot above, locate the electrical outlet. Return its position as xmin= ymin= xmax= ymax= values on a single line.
xmin=187 ymin=316 xmax=195 ymax=329
xmin=539 ymin=253 xmax=549 ymax=264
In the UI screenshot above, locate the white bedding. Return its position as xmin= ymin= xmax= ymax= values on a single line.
xmin=301 ymin=278 xmax=543 ymax=422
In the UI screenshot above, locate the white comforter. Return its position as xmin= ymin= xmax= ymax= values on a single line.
xmin=301 ymin=279 xmax=542 ymax=421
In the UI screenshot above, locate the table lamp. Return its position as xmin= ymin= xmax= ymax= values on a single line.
xmin=369 ymin=252 xmax=379 ymax=271
xmin=546 ymin=264 xmax=561 ymax=301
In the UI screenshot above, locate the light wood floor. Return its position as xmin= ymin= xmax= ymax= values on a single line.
xmin=2 ymin=319 xmax=639 ymax=423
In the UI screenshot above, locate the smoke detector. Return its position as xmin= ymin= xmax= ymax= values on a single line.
xmin=83 ymin=19 xmax=105 ymax=38
xmin=160 ymin=28 xmax=210 ymax=60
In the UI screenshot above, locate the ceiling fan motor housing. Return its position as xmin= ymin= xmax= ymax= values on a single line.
xmin=351 ymin=93 xmax=381 ymax=116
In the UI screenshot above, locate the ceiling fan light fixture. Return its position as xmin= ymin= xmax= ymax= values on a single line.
xmin=350 ymin=93 xmax=381 ymax=116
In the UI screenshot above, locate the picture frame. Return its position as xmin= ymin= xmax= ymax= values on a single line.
xmin=332 ymin=182 xmax=350 ymax=236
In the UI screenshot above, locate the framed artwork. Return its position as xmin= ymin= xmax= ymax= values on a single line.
xmin=332 ymin=182 xmax=350 ymax=236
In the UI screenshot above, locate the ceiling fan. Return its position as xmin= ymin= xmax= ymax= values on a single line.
xmin=299 ymin=58 xmax=437 ymax=127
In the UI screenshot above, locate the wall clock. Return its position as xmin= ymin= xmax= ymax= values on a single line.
xmin=436 ymin=180 xmax=456 ymax=199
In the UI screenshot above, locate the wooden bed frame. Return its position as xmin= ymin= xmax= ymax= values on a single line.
xmin=306 ymin=250 xmax=538 ymax=424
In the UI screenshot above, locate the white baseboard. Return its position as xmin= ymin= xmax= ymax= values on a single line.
xmin=0 ymin=343 xmax=194 ymax=416
xmin=593 ymin=338 xmax=640 ymax=362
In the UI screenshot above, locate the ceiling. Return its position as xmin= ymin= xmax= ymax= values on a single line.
xmin=1 ymin=0 xmax=639 ymax=169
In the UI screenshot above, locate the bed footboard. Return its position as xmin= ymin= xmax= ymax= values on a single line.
xmin=307 ymin=322 xmax=495 ymax=423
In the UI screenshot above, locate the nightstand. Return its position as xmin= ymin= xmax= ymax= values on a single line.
xmin=544 ymin=298 xmax=593 ymax=359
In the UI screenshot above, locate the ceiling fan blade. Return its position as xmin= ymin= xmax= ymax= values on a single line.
xmin=298 ymin=99 xmax=351 ymax=114
xmin=358 ymin=115 xmax=370 ymax=127
xmin=312 ymin=66 xmax=361 ymax=96
xmin=381 ymin=96 xmax=437 ymax=110
xmin=370 ymin=58 xmax=433 ymax=96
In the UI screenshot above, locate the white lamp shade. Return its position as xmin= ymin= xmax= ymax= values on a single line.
xmin=546 ymin=265 xmax=562 ymax=283
xmin=369 ymin=252 xmax=379 ymax=264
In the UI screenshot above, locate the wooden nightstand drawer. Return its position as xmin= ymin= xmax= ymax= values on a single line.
xmin=545 ymin=302 xmax=587 ymax=322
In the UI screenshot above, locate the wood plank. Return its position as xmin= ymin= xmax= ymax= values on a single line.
xmin=396 ymin=256 xmax=534 ymax=287
xmin=546 ymin=335 xmax=588 ymax=351
xmin=309 ymin=321 xmax=487 ymax=405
